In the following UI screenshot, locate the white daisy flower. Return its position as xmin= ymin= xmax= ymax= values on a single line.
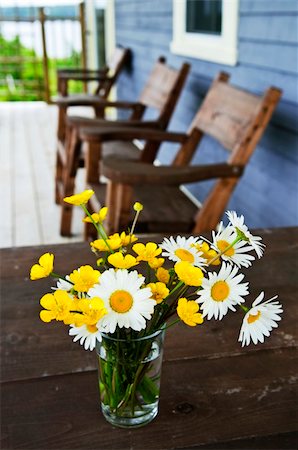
xmin=160 ymin=236 xmax=205 ymax=268
xmin=196 ymin=262 xmax=249 ymax=320
xmin=51 ymin=276 xmax=73 ymax=291
xmin=226 ymin=211 xmax=265 ymax=258
xmin=89 ymin=269 xmax=156 ymax=334
xmin=69 ymin=324 xmax=102 ymax=351
xmin=57 ymin=276 xmax=73 ymax=290
xmin=212 ymin=222 xmax=255 ymax=268
xmin=238 ymin=292 xmax=283 ymax=347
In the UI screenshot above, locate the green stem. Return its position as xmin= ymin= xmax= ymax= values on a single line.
xmin=167 ymin=280 xmax=184 ymax=298
xmin=163 ymin=318 xmax=180 ymax=330
xmin=81 ymin=204 xmax=114 ymax=253
xmin=240 ymin=304 xmax=249 ymax=313
xmin=208 ymin=236 xmax=242 ymax=266
xmin=50 ymin=272 xmax=73 ymax=284
xmin=130 ymin=210 xmax=140 ymax=237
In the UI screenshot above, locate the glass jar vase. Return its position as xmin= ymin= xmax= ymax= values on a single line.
xmin=96 ymin=328 xmax=165 ymax=428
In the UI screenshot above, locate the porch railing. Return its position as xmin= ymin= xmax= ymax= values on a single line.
xmin=0 ymin=3 xmax=87 ymax=102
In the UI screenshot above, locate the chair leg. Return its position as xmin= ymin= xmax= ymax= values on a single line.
xmin=105 ymin=182 xmax=133 ymax=234
xmin=105 ymin=181 xmax=121 ymax=235
xmin=57 ymin=106 xmax=67 ymax=142
xmin=84 ymin=221 xmax=97 ymax=241
xmin=55 ymin=115 xmax=72 ymax=205
xmin=59 ymin=128 xmax=81 ymax=237
xmin=85 ymin=140 xmax=102 ymax=184
xmin=94 ymin=105 xmax=105 ymax=118
xmin=193 ymin=178 xmax=238 ymax=234
xmin=55 ymin=145 xmax=63 ymax=204
xmin=60 ymin=203 xmax=74 ymax=237
xmin=118 ymin=184 xmax=134 ymax=231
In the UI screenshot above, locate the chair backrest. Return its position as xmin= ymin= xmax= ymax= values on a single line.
xmin=172 ymin=72 xmax=282 ymax=170
xmin=132 ymin=57 xmax=190 ymax=163
xmin=181 ymin=73 xmax=282 ymax=233
xmin=94 ymin=46 xmax=131 ymax=97
xmin=137 ymin=57 xmax=190 ymax=128
xmin=97 ymin=73 xmax=282 ymax=236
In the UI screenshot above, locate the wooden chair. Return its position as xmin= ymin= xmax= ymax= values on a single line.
xmin=80 ymin=72 xmax=281 ymax=237
xmin=57 ymin=57 xmax=190 ymax=236
xmin=55 ymin=46 xmax=130 ymax=144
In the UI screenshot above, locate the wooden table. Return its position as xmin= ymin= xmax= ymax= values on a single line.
xmin=1 ymin=228 xmax=297 ymax=449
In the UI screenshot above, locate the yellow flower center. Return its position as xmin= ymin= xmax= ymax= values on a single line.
xmin=247 ymin=310 xmax=261 ymax=324
xmin=109 ymin=290 xmax=133 ymax=313
xmin=175 ymin=248 xmax=195 ymax=263
xmin=217 ymin=240 xmax=235 ymax=257
xmin=87 ymin=324 xmax=98 ymax=333
xmin=211 ymin=281 xmax=230 ymax=302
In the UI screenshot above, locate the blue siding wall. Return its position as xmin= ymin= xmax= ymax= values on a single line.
xmin=114 ymin=0 xmax=298 ymax=228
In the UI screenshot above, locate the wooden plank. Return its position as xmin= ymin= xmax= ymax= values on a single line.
xmin=238 ymin=41 xmax=298 ymax=75
xmin=13 ymin=105 xmax=42 ymax=247
xmin=240 ymin=0 xmax=298 ymax=14
xmin=26 ymin=104 xmax=80 ymax=244
xmin=0 ymin=103 xmax=88 ymax=248
xmin=0 ymin=105 xmax=13 ymax=247
xmin=1 ymin=229 xmax=297 ymax=383
xmin=116 ymin=0 xmax=172 ymax=14
xmin=260 ymin=123 xmax=298 ymax=162
xmin=1 ymin=283 xmax=296 ymax=384
xmin=1 ymin=348 xmax=297 ymax=449
xmin=238 ymin=15 xmax=298 ymax=44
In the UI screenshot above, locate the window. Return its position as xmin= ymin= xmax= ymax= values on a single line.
xmin=170 ymin=0 xmax=239 ymax=66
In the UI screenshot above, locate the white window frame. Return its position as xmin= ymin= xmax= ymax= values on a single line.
xmin=170 ymin=0 xmax=239 ymax=66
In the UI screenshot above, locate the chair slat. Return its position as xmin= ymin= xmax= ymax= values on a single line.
xmin=191 ymin=82 xmax=261 ymax=151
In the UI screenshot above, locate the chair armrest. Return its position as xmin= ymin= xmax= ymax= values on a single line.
xmin=57 ymin=68 xmax=109 ymax=82
xmin=53 ymin=94 xmax=101 ymax=107
xmin=94 ymin=100 xmax=145 ymax=111
xmin=67 ymin=116 xmax=161 ymax=129
xmin=79 ymin=126 xmax=188 ymax=144
xmin=54 ymin=96 xmax=145 ymax=111
xmin=102 ymin=159 xmax=244 ymax=185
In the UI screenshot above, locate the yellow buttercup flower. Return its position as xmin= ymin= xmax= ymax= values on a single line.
xmin=108 ymin=252 xmax=138 ymax=269
xmin=91 ymin=237 xmax=122 ymax=252
xmin=193 ymin=242 xmax=220 ymax=265
xmin=156 ymin=267 xmax=170 ymax=284
xmin=83 ymin=207 xmax=108 ymax=224
xmin=96 ymin=258 xmax=105 ymax=267
xmin=133 ymin=202 xmax=143 ymax=212
xmin=147 ymin=282 xmax=169 ymax=304
xmin=63 ymin=189 xmax=94 ymax=206
xmin=174 ymin=261 xmax=204 ymax=287
xmin=177 ymin=298 xmax=204 ymax=326
xmin=72 ymin=297 xmax=107 ymax=328
xmin=133 ymin=242 xmax=162 ymax=262
xmin=40 ymin=290 xmax=73 ymax=323
xmin=30 ymin=253 xmax=54 ymax=280
xmin=69 ymin=265 xmax=100 ymax=292
xmin=116 ymin=232 xmax=138 ymax=247
xmin=149 ymin=257 xmax=165 ymax=269
xmin=91 ymin=232 xmax=137 ymax=253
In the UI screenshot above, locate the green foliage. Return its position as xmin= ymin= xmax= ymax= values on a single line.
xmin=0 ymin=33 xmax=83 ymax=101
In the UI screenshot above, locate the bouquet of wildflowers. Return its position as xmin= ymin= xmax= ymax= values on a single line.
xmin=30 ymin=190 xmax=283 ymax=427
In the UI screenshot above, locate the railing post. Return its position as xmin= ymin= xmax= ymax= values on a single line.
xmin=39 ymin=7 xmax=50 ymax=103
xmin=79 ymin=2 xmax=87 ymax=92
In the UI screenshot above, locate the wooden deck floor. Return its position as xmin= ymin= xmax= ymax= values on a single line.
xmin=0 ymin=102 xmax=92 ymax=248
